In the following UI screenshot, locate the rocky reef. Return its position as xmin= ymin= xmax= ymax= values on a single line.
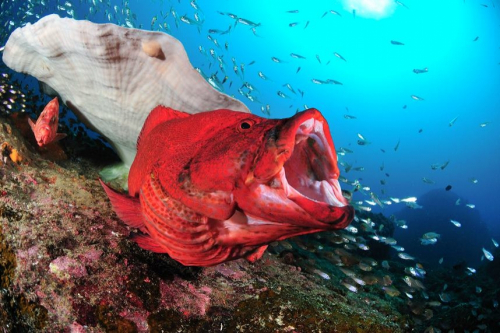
xmin=1 ymin=107 xmax=498 ymax=332
xmin=0 ymin=108 xmax=412 ymax=332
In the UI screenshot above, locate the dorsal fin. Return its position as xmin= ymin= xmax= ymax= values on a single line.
xmin=137 ymin=105 xmax=191 ymax=149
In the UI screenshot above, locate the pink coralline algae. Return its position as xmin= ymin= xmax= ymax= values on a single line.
xmin=160 ymin=278 xmax=213 ymax=316
xmin=49 ymin=256 xmax=88 ymax=280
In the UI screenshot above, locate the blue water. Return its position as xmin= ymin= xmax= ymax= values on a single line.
xmin=1 ymin=0 xmax=499 ymax=257
xmin=133 ymin=0 xmax=500 ymax=242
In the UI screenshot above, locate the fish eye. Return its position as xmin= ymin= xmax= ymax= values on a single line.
xmin=238 ymin=119 xmax=255 ymax=132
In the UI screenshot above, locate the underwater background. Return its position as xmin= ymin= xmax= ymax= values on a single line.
xmin=1 ymin=0 xmax=499 ymax=332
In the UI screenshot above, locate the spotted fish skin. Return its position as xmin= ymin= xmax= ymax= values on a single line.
xmin=101 ymin=106 xmax=354 ymax=266
xmin=28 ymin=97 xmax=67 ymax=147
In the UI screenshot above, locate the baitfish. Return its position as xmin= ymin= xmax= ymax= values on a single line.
xmin=413 ymin=68 xmax=428 ymax=74
xmin=101 ymin=106 xmax=354 ymax=266
xmin=28 ymin=97 xmax=67 ymax=147
xmin=390 ymin=40 xmax=404 ymax=45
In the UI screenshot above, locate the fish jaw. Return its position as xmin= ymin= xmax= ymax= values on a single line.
xmin=36 ymin=126 xmax=53 ymax=147
xmin=237 ymin=108 xmax=354 ymax=229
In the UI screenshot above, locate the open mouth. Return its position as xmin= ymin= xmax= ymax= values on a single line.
xmin=280 ymin=116 xmax=349 ymax=208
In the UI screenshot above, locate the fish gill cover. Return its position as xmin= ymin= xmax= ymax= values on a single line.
xmin=0 ymin=0 xmax=499 ymax=332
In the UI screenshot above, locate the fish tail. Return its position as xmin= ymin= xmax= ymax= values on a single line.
xmin=99 ymin=179 xmax=144 ymax=231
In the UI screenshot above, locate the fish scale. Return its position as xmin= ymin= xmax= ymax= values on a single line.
xmin=139 ymin=174 xmax=257 ymax=265
xmin=141 ymin=175 xmax=214 ymax=247
xmin=147 ymin=173 xmax=208 ymax=227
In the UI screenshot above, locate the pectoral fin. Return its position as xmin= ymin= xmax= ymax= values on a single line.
xmin=28 ymin=118 xmax=36 ymax=133
xmin=53 ymin=133 xmax=67 ymax=142
xmin=245 ymin=245 xmax=268 ymax=263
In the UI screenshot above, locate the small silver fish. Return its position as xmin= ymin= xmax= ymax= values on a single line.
xmin=334 ymin=52 xmax=346 ymax=61
xmin=422 ymin=177 xmax=435 ymax=184
xmin=284 ymin=83 xmax=296 ymax=94
xmin=420 ymin=238 xmax=438 ymax=245
xmin=398 ymin=253 xmax=415 ymax=260
xmin=449 ymin=116 xmax=459 ymax=127
xmin=326 ymin=79 xmax=343 ymax=85
xmin=357 ymin=133 xmax=371 ymax=145
xmin=276 ymin=91 xmax=290 ymax=99
xmin=368 ymin=194 xmax=382 ymax=209
xmin=395 ymin=1 xmax=410 ymax=9
xmin=341 ymin=281 xmax=358 ymax=293
xmin=422 ymin=232 xmax=440 ymax=239
xmin=411 ymin=95 xmax=424 ymax=101
xmin=482 ymin=248 xmax=494 ymax=261
xmin=450 ymin=219 xmax=461 ymax=227
xmin=413 ymin=68 xmax=428 ymax=74
xmin=394 ymin=139 xmax=400 ymax=151
xmin=290 ymin=53 xmax=306 ymax=59
xmin=439 ymin=292 xmax=451 ymax=302
xmin=238 ymin=17 xmax=260 ymax=27
xmin=311 ymin=78 xmax=327 ymax=84
xmin=258 ymin=71 xmax=269 ymax=80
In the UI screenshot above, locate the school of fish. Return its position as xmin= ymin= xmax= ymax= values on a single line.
xmin=0 ymin=0 xmax=498 ymax=331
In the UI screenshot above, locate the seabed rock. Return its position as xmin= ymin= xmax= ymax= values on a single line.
xmin=0 ymin=115 xmax=410 ymax=332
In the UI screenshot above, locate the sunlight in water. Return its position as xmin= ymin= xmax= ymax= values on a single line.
xmin=343 ymin=0 xmax=397 ymax=19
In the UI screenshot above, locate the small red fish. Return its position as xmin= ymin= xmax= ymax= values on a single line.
xmin=28 ymin=97 xmax=67 ymax=147
xmin=101 ymin=106 xmax=354 ymax=266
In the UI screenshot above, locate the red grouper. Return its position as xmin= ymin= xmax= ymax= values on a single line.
xmin=28 ymin=97 xmax=67 ymax=147
xmin=101 ymin=106 xmax=354 ymax=266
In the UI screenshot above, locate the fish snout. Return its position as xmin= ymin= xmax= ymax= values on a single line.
xmin=249 ymin=108 xmax=353 ymax=227
xmin=37 ymin=127 xmax=52 ymax=147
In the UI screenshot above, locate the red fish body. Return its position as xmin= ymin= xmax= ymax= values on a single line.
xmin=101 ymin=106 xmax=354 ymax=266
xmin=28 ymin=97 xmax=67 ymax=147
